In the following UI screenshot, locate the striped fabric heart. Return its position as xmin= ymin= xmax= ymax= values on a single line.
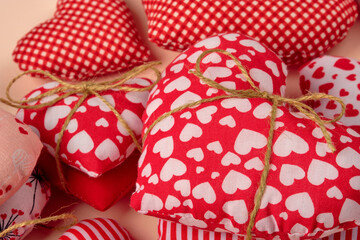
xmin=59 ymin=218 xmax=132 ymax=240
xmin=158 ymin=220 xmax=359 ymax=240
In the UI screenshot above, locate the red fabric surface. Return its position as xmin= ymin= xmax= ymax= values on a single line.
xmin=59 ymin=218 xmax=133 ymax=240
xmin=144 ymin=0 xmax=358 ymax=66
xmin=12 ymin=0 xmax=150 ymax=81
xmin=299 ymin=55 xmax=360 ymax=133
xmin=16 ymin=78 xmax=151 ymax=178
xmin=130 ymin=34 xmax=360 ymax=239
xmin=38 ymin=149 xmax=138 ymax=211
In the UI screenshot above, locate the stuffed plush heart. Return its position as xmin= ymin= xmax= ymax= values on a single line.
xmin=130 ymin=33 xmax=360 ymax=239
xmin=143 ymin=0 xmax=358 ymax=66
xmin=0 ymin=168 xmax=51 ymax=239
xmin=12 ymin=0 xmax=150 ymax=81
xmin=38 ymin=149 xmax=138 ymax=211
xmin=0 ymin=109 xmax=42 ymax=205
xmin=16 ymin=77 xmax=151 ymax=178
xmin=158 ymin=220 xmax=360 ymax=240
xmin=59 ymin=218 xmax=132 ymax=240
xmin=299 ymin=55 xmax=360 ymax=133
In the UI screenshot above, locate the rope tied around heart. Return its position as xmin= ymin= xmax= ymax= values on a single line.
xmin=0 ymin=61 xmax=162 ymax=192
xmin=0 ymin=213 xmax=78 ymax=238
xmin=142 ymin=49 xmax=345 ymax=240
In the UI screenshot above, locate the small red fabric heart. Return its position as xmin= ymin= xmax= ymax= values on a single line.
xmin=299 ymin=55 xmax=360 ymax=132
xmin=5 ymin=185 xmax=12 ymax=193
xmin=38 ymin=149 xmax=138 ymax=211
xmin=18 ymin=210 xmax=24 ymax=216
xmin=0 ymin=214 xmax=7 ymax=220
xmin=312 ymin=67 xmax=326 ymax=79
xmin=11 ymin=209 xmax=17 ymax=215
xmin=131 ymin=34 xmax=360 ymax=239
xmin=12 ymin=0 xmax=150 ymax=81
xmin=58 ymin=218 xmax=133 ymax=240
xmin=17 ymin=78 xmax=151 ymax=178
xmin=143 ymin=0 xmax=358 ymax=66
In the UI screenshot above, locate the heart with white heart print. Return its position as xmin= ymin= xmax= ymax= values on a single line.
xmin=299 ymin=55 xmax=360 ymax=133
xmin=131 ymin=34 xmax=360 ymax=239
xmin=17 ymin=78 xmax=152 ymax=177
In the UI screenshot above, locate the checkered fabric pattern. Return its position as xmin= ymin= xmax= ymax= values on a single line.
xmin=144 ymin=0 xmax=358 ymax=66
xmin=13 ymin=0 xmax=150 ymax=81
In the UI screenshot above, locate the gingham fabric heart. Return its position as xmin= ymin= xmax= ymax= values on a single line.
xmin=158 ymin=220 xmax=360 ymax=240
xmin=143 ymin=0 xmax=358 ymax=66
xmin=299 ymin=55 xmax=360 ymax=133
xmin=0 ymin=168 xmax=51 ymax=240
xmin=16 ymin=78 xmax=151 ymax=178
xmin=130 ymin=33 xmax=360 ymax=239
xmin=12 ymin=0 xmax=150 ymax=81
xmin=59 ymin=218 xmax=132 ymax=240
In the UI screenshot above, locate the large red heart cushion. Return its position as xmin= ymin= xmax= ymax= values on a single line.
xmin=16 ymin=77 xmax=151 ymax=178
xmin=38 ymin=149 xmax=138 ymax=211
xmin=12 ymin=0 xmax=150 ymax=81
xmin=143 ymin=0 xmax=358 ymax=66
xmin=299 ymin=55 xmax=360 ymax=133
xmin=130 ymin=33 xmax=360 ymax=239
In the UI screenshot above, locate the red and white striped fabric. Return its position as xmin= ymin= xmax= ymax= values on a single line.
xmin=158 ymin=220 xmax=360 ymax=240
xmin=59 ymin=218 xmax=132 ymax=240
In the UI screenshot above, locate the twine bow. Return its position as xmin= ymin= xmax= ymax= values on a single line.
xmin=143 ymin=49 xmax=345 ymax=240
xmin=0 ymin=61 xmax=161 ymax=192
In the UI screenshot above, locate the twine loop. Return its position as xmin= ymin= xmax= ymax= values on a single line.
xmin=143 ymin=49 xmax=345 ymax=240
xmin=0 ymin=61 xmax=161 ymax=192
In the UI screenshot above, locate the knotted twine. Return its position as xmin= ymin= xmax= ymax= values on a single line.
xmin=0 ymin=62 xmax=161 ymax=237
xmin=142 ymin=49 xmax=346 ymax=240
xmin=0 ymin=61 xmax=161 ymax=192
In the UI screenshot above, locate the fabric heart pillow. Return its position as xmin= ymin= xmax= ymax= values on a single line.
xmin=0 ymin=168 xmax=51 ymax=239
xmin=143 ymin=0 xmax=358 ymax=66
xmin=16 ymin=77 xmax=151 ymax=178
xmin=299 ymin=55 xmax=360 ymax=133
xmin=130 ymin=33 xmax=360 ymax=239
xmin=59 ymin=218 xmax=133 ymax=240
xmin=0 ymin=109 xmax=42 ymax=205
xmin=12 ymin=0 xmax=150 ymax=81
xmin=158 ymin=220 xmax=360 ymax=240
xmin=38 ymin=149 xmax=139 ymax=211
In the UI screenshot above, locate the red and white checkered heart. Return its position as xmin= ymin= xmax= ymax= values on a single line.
xmin=299 ymin=55 xmax=360 ymax=133
xmin=12 ymin=0 xmax=150 ymax=81
xmin=16 ymin=78 xmax=151 ymax=178
xmin=144 ymin=0 xmax=358 ymax=66
xmin=130 ymin=33 xmax=360 ymax=239
xmin=59 ymin=218 xmax=132 ymax=240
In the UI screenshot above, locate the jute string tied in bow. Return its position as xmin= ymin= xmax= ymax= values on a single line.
xmin=0 ymin=61 xmax=162 ymax=192
xmin=143 ymin=49 xmax=346 ymax=240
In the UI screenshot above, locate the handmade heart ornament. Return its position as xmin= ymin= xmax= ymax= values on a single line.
xmin=12 ymin=0 xmax=150 ymax=81
xmin=130 ymin=34 xmax=360 ymax=239
xmin=0 ymin=168 xmax=51 ymax=239
xmin=299 ymin=55 xmax=360 ymax=133
xmin=38 ymin=149 xmax=139 ymax=211
xmin=58 ymin=218 xmax=133 ymax=240
xmin=8 ymin=64 xmax=157 ymax=180
xmin=143 ymin=0 xmax=358 ymax=66
xmin=158 ymin=219 xmax=360 ymax=240
xmin=0 ymin=109 xmax=43 ymax=205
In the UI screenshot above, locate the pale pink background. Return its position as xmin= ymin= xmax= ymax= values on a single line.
xmin=0 ymin=0 xmax=359 ymax=239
